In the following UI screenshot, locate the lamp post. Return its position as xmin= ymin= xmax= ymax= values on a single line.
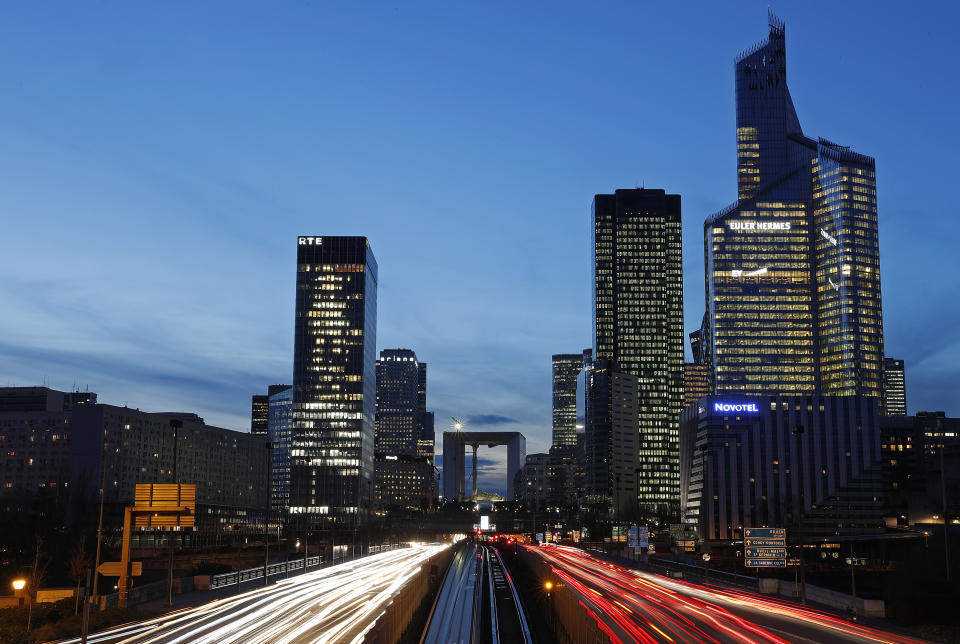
xmin=264 ymin=441 xmax=273 ymax=587
xmin=89 ymin=431 xmax=109 ymax=627
xmin=12 ymin=578 xmax=29 ymax=631
xmin=792 ymin=424 xmax=807 ymax=605
xmin=167 ymin=418 xmax=183 ymax=607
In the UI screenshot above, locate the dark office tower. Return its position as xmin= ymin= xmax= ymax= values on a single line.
xmin=291 ymin=236 xmax=377 ymax=523
xmin=593 ymin=188 xmax=684 ymax=511
xmin=552 ymin=353 xmax=586 ymax=447
xmin=883 ymin=358 xmax=907 ymax=416
xmin=251 ymin=395 xmax=269 ymax=435
xmin=375 ymin=349 xmax=430 ymax=457
xmin=706 ymin=12 xmax=884 ymax=398
xmin=585 ymin=359 xmax=639 ymax=520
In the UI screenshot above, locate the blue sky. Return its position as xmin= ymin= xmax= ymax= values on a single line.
xmin=1 ymin=2 xmax=957 ymax=493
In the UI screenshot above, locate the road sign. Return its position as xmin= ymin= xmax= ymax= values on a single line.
xmin=702 ymin=554 xmax=711 ymax=562
xmin=133 ymin=483 xmax=196 ymax=528
xmin=744 ymin=528 xmax=786 ymax=568
xmin=536 ymin=533 xmax=543 ymax=543
xmin=647 ymin=543 xmax=656 ymax=553
xmin=638 ymin=526 xmax=649 ymax=549
xmin=98 ymin=561 xmax=142 ymax=577
xmin=745 ymin=548 xmax=787 ymax=558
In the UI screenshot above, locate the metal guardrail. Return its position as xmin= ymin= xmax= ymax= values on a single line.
xmin=209 ymin=556 xmax=322 ymax=589
xmin=208 ymin=544 xmax=405 ymax=590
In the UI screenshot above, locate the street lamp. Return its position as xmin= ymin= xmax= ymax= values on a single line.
xmin=167 ymin=418 xmax=183 ymax=608
xmin=12 ymin=578 xmax=31 ymax=631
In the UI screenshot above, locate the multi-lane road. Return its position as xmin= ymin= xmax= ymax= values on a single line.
xmin=531 ymin=545 xmax=928 ymax=644
xmin=63 ymin=543 xmax=446 ymax=644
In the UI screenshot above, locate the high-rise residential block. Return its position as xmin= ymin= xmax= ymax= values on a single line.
xmin=883 ymin=357 xmax=907 ymax=416
xmin=593 ymin=188 xmax=684 ymax=511
xmin=704 ymin=12 xmax=884 ymax=399
xmin=291 ymin=236 xmax=377 ymax=523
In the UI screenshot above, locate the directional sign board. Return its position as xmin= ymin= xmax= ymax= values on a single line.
xmin=638 ymin=526 xmax=649 ymax=549
xmin=133 ymin=483 xmax=196 ymax=528
xmin=98 ymin=561 xmax=142 ymax=577
xmin=744 ymin=528 xmax=786 ymax=567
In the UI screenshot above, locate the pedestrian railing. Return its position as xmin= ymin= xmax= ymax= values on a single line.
xmin=209 ymin=555 xmax=322 ymax=589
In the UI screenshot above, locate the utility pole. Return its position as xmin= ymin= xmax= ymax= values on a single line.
xmin=90 ymin=435 xmax=109 ymax=615
xmin=167 ymin=419 xmax=182 ymax=607
xmin=792 ymin=425 xmax=807 ymax=605
xmin=80 ymin=567 xmax=91 ymax=644
xmin=940 ymin=417 xmax=952 ymax=582
xmin=849 ymin=542 xmax=858 ymax=619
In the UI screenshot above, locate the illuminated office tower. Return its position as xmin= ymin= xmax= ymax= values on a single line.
xmin=375 ymin=349 xmax=432 ymax=458
xmin=705 ymin=12 xmax=884 ymax=398
xmin=291 ymin=236 xmax=377 ymax=524
xmin=883 ymin=357 xmax=907 ymax=416
xmin=683 ymin=363 xmax=711 ymax=407
xmin=593 ymin=188 xmax=684 ymax=511
xmin=552 ymin=352 xmax=588 ymax=448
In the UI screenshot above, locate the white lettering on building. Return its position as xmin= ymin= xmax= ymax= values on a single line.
xmin=713 ymin=402 xmax=760 ymax=413
xmin=298 ymin=236 xmax=323 ymax=245
xmin=727 ymin=221 xmax=792 ymax=231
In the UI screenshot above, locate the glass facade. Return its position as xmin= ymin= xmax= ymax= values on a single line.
xmin=552 ymin=353 xmax=587 ymax=448
xmin=592 ymin=188 xmax=684 ymax=511
xmin=291 ymin=236 xmax=377 ymax=523
xmin=267 ymin=385 xmax=293 ymax=511
xmin=375 ymin=349 xmax=431 ymax=458
xmin=705 ymin=12 xmax=884 ymax=399
xmin=883 ymin=357 xmax=907 ymax=416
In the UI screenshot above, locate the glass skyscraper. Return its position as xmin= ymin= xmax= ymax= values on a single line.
xmin=267 ymin=384 xmax=293 ymax=511
xmin=375 ymin=349 xmax=432 ymax=458
xmin=593 ymin=188 xmax=684 ymax=512
xmin=883 ymin=357 xmax=907 ymax=416
xmin=552 ymin=352 xmax=589 ymax=448
xmin=291 ymin=236 xmax=377 ymax=524
xmin=705 ymin=12 xmax=884 ymax=400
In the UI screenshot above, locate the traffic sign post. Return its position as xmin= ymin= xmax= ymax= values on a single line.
xmin=744 ymin=528 xmax=787 ymax=568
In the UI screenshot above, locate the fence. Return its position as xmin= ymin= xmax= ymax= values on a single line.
xmin=205 ymin=555 xmax=322 ymax=590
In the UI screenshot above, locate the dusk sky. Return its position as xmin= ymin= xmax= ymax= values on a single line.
xmin=2 ymin=2 xmax=957 ymax=493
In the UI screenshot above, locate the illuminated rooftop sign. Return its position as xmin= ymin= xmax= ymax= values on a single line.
xmin=713 ymin=402 xmax=759 ymax=413
xmin=727 ymin=221 xmax=791 ymax=231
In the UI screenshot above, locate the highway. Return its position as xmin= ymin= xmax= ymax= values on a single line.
xmin=62 ymin=543 xmax=446 ymax=644
xmin=531 ymin=545 xmax=928 ymax=644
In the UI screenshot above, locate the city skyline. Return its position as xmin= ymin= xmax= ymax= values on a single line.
xmin=1 ymin=3 xmax=958 ymax=494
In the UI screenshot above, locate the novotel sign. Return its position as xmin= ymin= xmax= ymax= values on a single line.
xmin=727 ymin=221 xmax=791 ymax=232
xmin=713 ymin=402 xmax=760 ymax=413
xmin=298 ymin=236 xmax=323 ymax=245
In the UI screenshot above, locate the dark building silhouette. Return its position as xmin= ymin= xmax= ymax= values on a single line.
xmin=375 ymin=349 xmax=431 ymax=458
xmin=680 ymin=395 xmax=884 ymax=540
xmin=883 ymin=358 xmax=907 ymax=416
xmin=585 ymin=358 xmax=639 ymax=520
xmin=250 ymin=394 xmax=269 ymax=436
xmin=593 ymin=188 xmax=684 ymax=511
xmin=704 ymin=12 xmax=884 ymax=400
xmin=291 ymin=236 xmax=377 ymax=524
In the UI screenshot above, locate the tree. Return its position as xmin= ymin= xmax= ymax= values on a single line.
xmin=69 ymin=535 xmax=90 ymax=615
